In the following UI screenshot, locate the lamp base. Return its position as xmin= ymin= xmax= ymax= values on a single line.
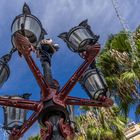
xmin=38 ymin=100 xmax=74 ymax=139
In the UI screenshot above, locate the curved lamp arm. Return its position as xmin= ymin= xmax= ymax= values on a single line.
xmin=57 ymin=44 xmax=100 ymax=101
xmin=13 ymin=33 xmax=51 ymax=99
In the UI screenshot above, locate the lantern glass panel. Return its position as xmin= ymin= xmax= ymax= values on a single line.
xmin=6 ymin=107 xmax=25 ymax=128
xmin=68 ymin=28 xmax=94 ymax=52
xmin=80 ymin=69 xmax=108 ymax=100
xmin=3 ymin=96 xmax=26 ymax=130
xmin=11 ymin=15 xmax=42 ymax=46
xmin=0 ymin=61 xmax=10 ymax=88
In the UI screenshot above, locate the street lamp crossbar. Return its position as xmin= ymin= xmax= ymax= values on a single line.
xmin=0 ymin=96 xmax=39 ymax=111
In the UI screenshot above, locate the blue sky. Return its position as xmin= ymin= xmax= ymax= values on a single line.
xmin=0 ymin=0 xmax=140 ymax=139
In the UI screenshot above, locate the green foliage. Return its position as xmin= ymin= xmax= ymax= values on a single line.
xmin=28 ymin=135 xmax=40 ymax=140
xmin=75 ymin=106 xmax=126 ymax=140
xmin=80 ymin=106 xmax=91 ymax=111
xmin=121 ymin=71 xmax=137 ymax=82
xmin=108 ymin=31 xmax=131 ymax=52
xmin=97 ymin=27 xmax=140 ymax=118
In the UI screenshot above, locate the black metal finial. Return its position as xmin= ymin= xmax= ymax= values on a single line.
xmin=23 ymin=3 xmax=31 ymax=15
xmin=79 ymin=19 xmax=92 ymax=30
xmin=58 ymin=32 xmax=68 ymax=41
xmin=79 ymin=19 xmax=88 ymax=27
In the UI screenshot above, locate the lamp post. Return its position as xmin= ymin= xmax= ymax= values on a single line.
xmin=0 ymin=3 xmax=113 ymax=140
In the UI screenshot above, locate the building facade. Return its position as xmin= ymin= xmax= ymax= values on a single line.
xmin=125 ymin=122 xmax=140 ymax=140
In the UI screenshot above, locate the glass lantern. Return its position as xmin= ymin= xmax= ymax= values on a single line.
xmin=58 ymin=19 xmax=99 ymax=52
xmin=80 ymin=68 xmax=110 ymax=100
xmin=11 ymin=3 xmax=47 ymax=48
xmin=2 ymin=93 xmax=30 ymax=133
xmin=0 ymin=59 xmax=10 ymax=88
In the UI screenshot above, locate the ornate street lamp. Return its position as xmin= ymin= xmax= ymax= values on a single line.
xmin=11 ymin=3 xmax=46 ymax=48
xmin=58 ymin=20 xmax=99 ymax=52
xmin=0 ymin=3 xmax=113 ymax=140
xmin=2 ymin=93 xmax=31 ymax=134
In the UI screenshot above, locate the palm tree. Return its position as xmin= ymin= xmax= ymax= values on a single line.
xmin=97 ymin=29 xmax=140 ymax=118
xmin=75 ymin=106 xmax=126 ymax=140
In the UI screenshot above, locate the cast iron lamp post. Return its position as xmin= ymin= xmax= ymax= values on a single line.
xmin=0 ymin=3 xmax=113 ymax=140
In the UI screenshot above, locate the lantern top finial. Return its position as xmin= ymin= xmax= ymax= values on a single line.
xmin=23 ymin=3 xmax=31 ymax=15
